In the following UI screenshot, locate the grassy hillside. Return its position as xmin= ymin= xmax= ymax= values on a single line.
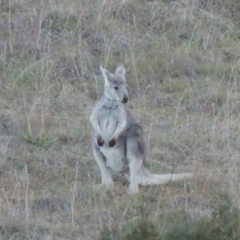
xmin=0 ymin=0 xmax=240 ymax=239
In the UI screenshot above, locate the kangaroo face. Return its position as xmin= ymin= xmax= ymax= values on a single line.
xmin=100 ymin=65 xmax=128 ymax=103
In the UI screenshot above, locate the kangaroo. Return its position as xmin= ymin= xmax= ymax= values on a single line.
xmin=90 ymin=64 xmax=191 ymax=194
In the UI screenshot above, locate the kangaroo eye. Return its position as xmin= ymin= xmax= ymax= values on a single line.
xmin=114 ymin=86 xmax=119 ymax=90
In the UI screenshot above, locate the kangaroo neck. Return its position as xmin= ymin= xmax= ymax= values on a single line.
xmin=102 ymin=95 xmax=123 ymax=110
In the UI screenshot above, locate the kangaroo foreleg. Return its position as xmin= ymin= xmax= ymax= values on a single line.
xmin=109 ymin=118 xmax=126 ymax=147
xmin=97 ymin=134 xmax=104 ymax=147
xmin=90 ymin=115 xmax=105 ymax=146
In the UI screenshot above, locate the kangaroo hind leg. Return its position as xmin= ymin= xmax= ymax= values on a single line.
xmin=92 ymin=144 xmax=113 ymax=187
xmin=126 ymin=125 xmax=146 ymax=194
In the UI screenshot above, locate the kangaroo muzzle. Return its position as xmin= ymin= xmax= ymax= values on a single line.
xmin=122 ymin=96 xmax=128 ymax=103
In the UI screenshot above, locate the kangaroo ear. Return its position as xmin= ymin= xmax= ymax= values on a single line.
xmin=115 ymin=64 xmax=125 ymax=78
xmin=100 ymin=65 xmax=113 ymax=84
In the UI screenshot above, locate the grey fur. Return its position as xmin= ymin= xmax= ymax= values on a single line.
xmin=90 ymin=64 xmax=191 ymax=194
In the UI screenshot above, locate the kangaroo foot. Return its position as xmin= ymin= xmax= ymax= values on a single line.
xmin=97 ymin=135 xmax=104 ymax=147
xmin=109 ymin=138 xmax=116 ymax=147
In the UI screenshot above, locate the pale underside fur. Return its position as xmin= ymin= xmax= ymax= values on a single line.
xmin=90 ymin=64 xmax=191 ymax=194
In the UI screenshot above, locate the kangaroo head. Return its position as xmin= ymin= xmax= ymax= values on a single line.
xmin=100 ymin=64 xmax=128 ymax=103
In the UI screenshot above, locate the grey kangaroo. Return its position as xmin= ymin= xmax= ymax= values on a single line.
xmin=90 ymin=64 xmax=191 ymax=194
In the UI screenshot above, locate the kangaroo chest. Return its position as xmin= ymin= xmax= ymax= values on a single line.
xmin=98 ymin=107 xmax=123 ymax=139
xmin=100 ymin=112 xmax=118 ymax=135
xmin=100 ymin=147 xmax=128 ymax=173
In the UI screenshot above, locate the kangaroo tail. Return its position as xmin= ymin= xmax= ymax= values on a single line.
xmin=138 ymin=167 xmax=192 ymax=186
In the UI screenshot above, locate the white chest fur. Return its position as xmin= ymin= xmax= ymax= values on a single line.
xmin=99 ymin=113 xmax=118 ymax=140
xmin=100 ymin=147 xmax=127 ymax=173
xmin=94 ymin=100 xmax=126 ymax=141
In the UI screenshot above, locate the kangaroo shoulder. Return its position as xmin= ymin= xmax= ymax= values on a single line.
xmin=126 ymin=109 xmax=137 ymax=124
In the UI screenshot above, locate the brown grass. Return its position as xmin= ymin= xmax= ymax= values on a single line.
xmin=0 ymin=0 xmax=240 ymax=239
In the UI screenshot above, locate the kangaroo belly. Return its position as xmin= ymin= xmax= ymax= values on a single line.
xmin=100 ymin=147 xmax=128 ymax=173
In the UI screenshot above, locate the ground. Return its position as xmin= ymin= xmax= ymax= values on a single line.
xmin=0 ymin=0 xmax=240 ymax=239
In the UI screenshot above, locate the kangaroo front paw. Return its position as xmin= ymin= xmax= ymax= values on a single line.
xmin=97 ymin=135 xmax=104 ymax=147
xmin=109 ymin=138 xmax=116 ymax=147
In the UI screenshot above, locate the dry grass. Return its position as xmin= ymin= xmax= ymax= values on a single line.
xmin=0 ymin=0 xmax=240 ymax=239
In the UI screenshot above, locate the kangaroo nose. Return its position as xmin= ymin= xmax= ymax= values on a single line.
xmin=122 ymin=97 xmax=128 ymax=103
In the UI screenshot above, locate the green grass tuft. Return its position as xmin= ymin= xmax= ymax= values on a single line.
xmin=22 ymin=134 xmax=58 ymax=147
